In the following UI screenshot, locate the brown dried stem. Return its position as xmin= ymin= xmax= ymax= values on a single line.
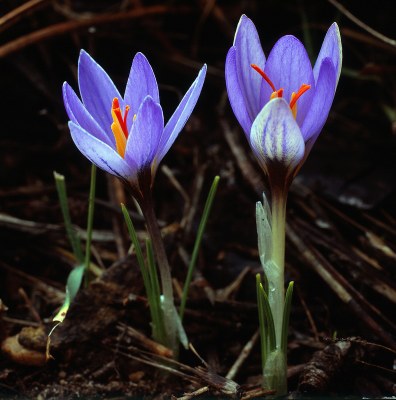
xmin=0 ymin=5 xmax=190 ymax=58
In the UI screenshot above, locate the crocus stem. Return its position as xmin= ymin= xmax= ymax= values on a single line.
xmin=264 ymin=186 xmax=288 ymax=396
xmin=139 ymin=192 xmax=178 ymax=355
xmin=269 ymin=188 xmax=287 ymax=344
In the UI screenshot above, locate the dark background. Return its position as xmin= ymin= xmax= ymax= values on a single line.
xmin=0 ymin=0 xmax=395 ymax=398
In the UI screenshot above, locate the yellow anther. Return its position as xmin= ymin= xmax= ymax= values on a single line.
xmin=111 ymin=98 xmax=130 ymax=158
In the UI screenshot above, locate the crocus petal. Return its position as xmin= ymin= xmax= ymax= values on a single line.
xmin=232 ymin=14 xmax=266 ymax=121
xmin=301 ymin=58 xmax=337 ymax=147
xmin=124 ymin=52 xmax=160 ymax=130
xmin=263 ymin=35 xmax=315 ymax=126
xmin=69 ymin=121 xmax=133 ymax=180
xmin=157 ymin=64 xmax=207 ymax=163
xmin=62 ymin=82 xmax=114 ymax=147
xmin=313 ymin=23 xmax=342 ymax=85
xmin=124 ymin=96 xmax=164 ymax=171
xmin=250 ymin=98 xmax=305 ymax=173
xmin=78 ymin=50 xmax=123 ymax=131
xmin=225 ymin=47 xmax=253 ymax=136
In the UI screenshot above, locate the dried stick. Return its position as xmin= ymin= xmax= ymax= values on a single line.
xmin=287 ymin=222 xmax=396 ymax=349
xmin=182 ymin=161 xmax=206 ymax=237
xmin=328 ymin=0 xmax=396 ymax=47
xmin=0 ymin=5 xmax=189 ymax=58
xmin=0 ymin=260 xmax=64 ymax=300
xmin=241 ymin=387 xmax=275 ymax=400
xmin=0 ymin=0 xmax=50 ymax=32
xmin=226 ymin=329 xmax=260 ymax=380
xmin=296 ymin=286 xmax=320 ymax=341
xmin=116 ymin=323 xmax=172 ymax=358
xmin=174 ymin=386 xmax=210 ymax=400
xmin=298 ymin=339 xmax=352 ymax=393
xmin=0 ymin=212 xmax=114 ymax=242
xmin=115 ymin=343 xmax=240 ymax=396
xmin=18 ymin=288 xmax=42 ymax=324
xmin=220 ymin=117 xmax=264 ymax=195
xmin=293 ymin=217 xmax=396 ymax=332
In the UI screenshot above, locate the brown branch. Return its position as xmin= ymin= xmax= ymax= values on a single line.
xmin=225 ymin=329 xmax=259 ymax=381
xmin=298 ymin=339 xmax=352 ymax=393
xmin=0 ymin=5 xmax=190 ymax=58
xmin=0 ymin=0 xmax=51 ymax=33
xmin=219 ymin=117 xmax=264 ymax=196
xmin=287 ymin=222 xmax=396 ymax=349
xmin=116 ymin=323 xmax=173 ymax=358
xmin=327 ymin=0 xmax=396 ymax=47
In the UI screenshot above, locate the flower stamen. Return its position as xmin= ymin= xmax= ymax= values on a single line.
xmin=251 ymin=64 xmax=277 ymax=93
xmin=111 ymin=98 xmax=130 ymax=158
xmin=251 ymin=65 xmax=311 ymax=119
xmin=289 ymin=84 xmax=311 ymax=119
xmin=270 ymin=88 xmax=284 ymax=100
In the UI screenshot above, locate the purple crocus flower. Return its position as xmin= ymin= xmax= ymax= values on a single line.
xmin=63 ymin=50 xmax=206 ymax=195
xmin=225 ymin=15 xmax=342 ymax=186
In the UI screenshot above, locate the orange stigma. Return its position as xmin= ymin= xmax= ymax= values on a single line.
xmin=251 ymin=64 xmax=277 ymax=92
xmin=289 ymin=84 xmax=311 ymax=119
xmin=251 ymin=64 xmax=311 ymax=118
xmin=111 ymin=98 xmax=130 ymax=158
xmin=289 ymin=84 xmax=311 ymax=110
xmin=270 ymin=88 xmax=284 ymax=100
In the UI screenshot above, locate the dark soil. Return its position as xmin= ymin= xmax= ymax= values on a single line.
xmin=0 ymin=0 xmax=395 ymax=398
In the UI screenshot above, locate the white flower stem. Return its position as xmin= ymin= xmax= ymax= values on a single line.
xmin=263 ymin=186 xmax=288 ymax=396
xmin=269 ymin=188 xmax=287 ymax=345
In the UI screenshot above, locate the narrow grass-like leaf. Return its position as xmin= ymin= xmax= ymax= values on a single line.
xmin=146 ymin=239 xmax=162 ymax=307
xmin=257 ymin=277 xmax=276 ymax=352
xmin=281 ymin=281 xmax=294 ymax=354
xmin=123 ymin=205 xmax=155 ymax=330
xmin=83 ymin=164 xmax=97 ymax=286
xmin=48 ymin=167 xmax=96 ymax=358
xmin=172 ymin=303 xmax=189 ymax=349
xmin=121 ymin=204 xmax=151 ymax=295
xmin=122 ymin=205 xmax=146 ymax=272
xmin=55 ymin=264 xmax=85 ymax=323
xmin=179 ymin=175 xmax=220 ymax=321
xmin=261 ymin=267 xmax=269 ymax=295
xmin=146 ymin=239 xmax=166 ymax=343
xmin=262 ymin=284 xmax=276 ymax=352
xmin=122 ymin=204 xmax=167 ymax=344
xmin=147 ymin=240 xmax=188 ymax=349
xmin=53 ymin=171 xmax=83 ymax=263
xmin=46 ymin=264 xmax=85 ymax=359
xmin=256 ymin=273 xmax=268 ymax=373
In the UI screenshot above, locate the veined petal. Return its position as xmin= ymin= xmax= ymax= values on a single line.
xmin=225 ymin=47 xmax=253 ymax=136
xmin=250 ymin=98 xmax=305 ymax=174
xmin=157 ymin=64 xmax=207 ymax=163
xmin=124 ymin=52 xmax=160 ymax=130
xmin=301 ymin=58 xmax=337 ymax=147
xmin=263 ymin=35 xmax=315 ymax=126
xmin=62 ymin=82 xmax=114 ymax=147
xmin=78 ymin=50 xmax=123 ymax=131
xmin=232 ymin=14 xmax=266 ymax=121
xmin=69 ymin=121 xmax=134 ymax=181
xmin=314 ymin=23 xmax=342 ymax=85
xmin=125 ymin=96 xmax=164 ymax=171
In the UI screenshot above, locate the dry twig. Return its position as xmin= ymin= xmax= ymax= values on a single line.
xmin=226 ymin=329 xmax=259 ymax=381
xmin=328 ymin=0 xmax=396 ymax=47
xmin=287 ymin=222 xmax=396 ymax=349
xmin=0 ymin=6 xmax=189 ymax=58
